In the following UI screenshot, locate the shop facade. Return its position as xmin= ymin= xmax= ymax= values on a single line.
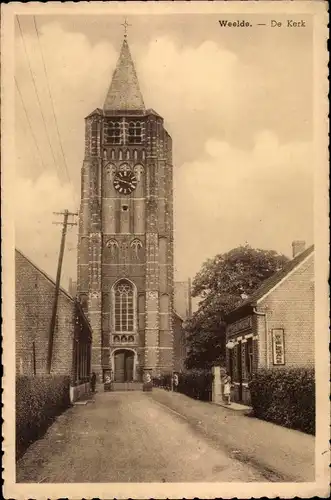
xmin=225 ymin=242 xmax=314 ymax=405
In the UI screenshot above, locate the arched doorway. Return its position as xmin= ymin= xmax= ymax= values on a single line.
xmin=113 ymin=349 xmax=135 ymax=382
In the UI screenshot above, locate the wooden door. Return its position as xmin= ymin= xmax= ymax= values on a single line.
xmin=237 ymin=341 xmax=243 ymax=401
xmin=125 ymin=352 xmax=134 ymax=382
xmin=114 ymin=351 xmax=125 ymax=382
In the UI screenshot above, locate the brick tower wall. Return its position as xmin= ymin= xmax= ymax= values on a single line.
xmin=77 ymin=110 xmax=174 ymax=381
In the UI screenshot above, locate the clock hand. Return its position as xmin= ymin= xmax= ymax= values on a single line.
xmin=120 ymin=179 xmax=136 ymax=187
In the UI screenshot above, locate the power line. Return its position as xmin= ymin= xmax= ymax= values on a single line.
xmin=33 ymin=16 xmax=73 ymax=189
xmin=15 ymin=77 xmax=46 ymax=174
xmin=16 ymin=16 xmax=59 ymax=175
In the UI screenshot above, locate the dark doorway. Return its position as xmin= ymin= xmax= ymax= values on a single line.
xmin=237 ymin=341 xmax=243 ymax=401
xmin=114 ymin=350 xmax=134 ymax=382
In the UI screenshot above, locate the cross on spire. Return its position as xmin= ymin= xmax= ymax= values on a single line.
xmin=121 ymin=18 xmax=132 ymax=38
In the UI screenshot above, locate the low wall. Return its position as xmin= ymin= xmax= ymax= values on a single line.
xmin=70 ymin=382 xmax=91 ymax=403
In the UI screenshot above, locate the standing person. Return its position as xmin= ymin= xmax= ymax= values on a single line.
xmin=90 ymin=371 xmax=97 ymax=393
xmin=223 ymin=372 xmax=232 ymax=405
xmin=173 ymin=373 xmax=179 ymax=392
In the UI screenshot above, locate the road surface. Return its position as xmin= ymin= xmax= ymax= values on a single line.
xmin=16 ymin=389 xmax=314 ymax=483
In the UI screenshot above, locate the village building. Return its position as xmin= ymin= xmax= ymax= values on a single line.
xmin=225 ymin=241 xmax=314 ymax=405
xmin=15 ymin=249 xmax=92 ymax=402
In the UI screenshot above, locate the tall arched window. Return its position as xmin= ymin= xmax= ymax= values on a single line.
xmin=113 ymin=279 xmax=136 ymax=333
xmin=106 ymin=238 xmax=118 ymax=259
xmin=130 ymin=238 xmax=143 ymax=259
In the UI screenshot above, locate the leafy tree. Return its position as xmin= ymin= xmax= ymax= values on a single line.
xmin=185 ymin=245 xmax=289 ymax=370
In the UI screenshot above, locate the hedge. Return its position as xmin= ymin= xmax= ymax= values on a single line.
xmin=153 ymin=369 xmax=213 ymax=401
xmin=249 ymin=368 xmax=315 ymax=435
xmin=16 ymin=375 xmax=71 ymax=458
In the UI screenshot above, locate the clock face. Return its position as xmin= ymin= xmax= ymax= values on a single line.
xmin=113 ymin=170 xmax=138 ymax=195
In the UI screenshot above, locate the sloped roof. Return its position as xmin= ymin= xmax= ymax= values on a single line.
xmin=226 ymin=244 xmax=314 ymax=322
xmin=15 ymin=248 xmax=73 ymax=301
xmin=15 ymin=248 xmax=92 ymax=330
xmin=104 ymin=39 xmax=145 ymax=111
xmin=146 ymin=108 xmax=163 ymax=118
xmin=85 ymin=108 xmax=103 ymax=119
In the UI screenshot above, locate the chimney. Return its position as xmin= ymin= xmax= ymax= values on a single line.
xmin=292 ymin=240 xmax=306 ymax=258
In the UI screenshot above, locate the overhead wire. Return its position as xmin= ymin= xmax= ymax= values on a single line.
xmin=17 ymin=15 xmax=79 ymax=210
xmin=15 ymin=77 xmax=46 ymax=175
xmin=16 ymin=16 xmax=60 ymax=176
xmin=33 ymin=16 xmax=75 ymax=197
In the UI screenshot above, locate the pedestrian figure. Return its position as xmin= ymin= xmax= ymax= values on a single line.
xmin=90 ymin=371 xmax=97 ymax=393
xmin=223 ymin=372 xmax=232 ymax=405
xmin=173 ymin=373 xmax=179 ymax=392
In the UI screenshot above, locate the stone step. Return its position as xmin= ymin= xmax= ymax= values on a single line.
xmin=111 ymin=382 xmax=143 ymax=391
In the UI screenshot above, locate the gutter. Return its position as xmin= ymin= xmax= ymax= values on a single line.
xmin=253 ymin=308 xmax=269 ymax=369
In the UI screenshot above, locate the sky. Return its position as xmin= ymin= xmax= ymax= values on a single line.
xmin=14 ymin=13 xmax=314 ymax=290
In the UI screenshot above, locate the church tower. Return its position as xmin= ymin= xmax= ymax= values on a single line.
xmin=77 ymin=34 xmax=174 ymax=383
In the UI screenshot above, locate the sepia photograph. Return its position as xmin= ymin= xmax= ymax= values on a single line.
xmin=1 ymin=1 xmax=329 ymax=498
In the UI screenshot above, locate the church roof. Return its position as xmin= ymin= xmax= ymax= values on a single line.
xmin=85 ymin=108 xmax=103 ymax=119
xmin=104 ymin=38 xmax=145 ymax=112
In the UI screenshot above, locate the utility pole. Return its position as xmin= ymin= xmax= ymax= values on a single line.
xmin=46 ymin=209 xmax=78 ymax=374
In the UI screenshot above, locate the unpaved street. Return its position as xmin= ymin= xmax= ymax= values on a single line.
xmin=16 ymin=389 xmax=314 ymax=483
xmin=17 ymin=391 xmax=264 ymax=482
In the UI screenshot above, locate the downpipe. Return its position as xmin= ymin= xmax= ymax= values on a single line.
xmin=253 ymin=308 xmax=269 ymax=369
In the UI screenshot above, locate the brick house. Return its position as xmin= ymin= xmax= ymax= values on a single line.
xmin=16 ymin=249 xmax=92 ymax=402
xmin=225 ymin=241 xmax=314 ymax=405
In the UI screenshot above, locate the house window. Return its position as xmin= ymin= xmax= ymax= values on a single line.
xmin=113 ymin=280 xmax=136 ymax=333
xmin=128 ymin=121 xmax=143 ymax=144
xmin=229 ymin=348 xmax=235 ymax=382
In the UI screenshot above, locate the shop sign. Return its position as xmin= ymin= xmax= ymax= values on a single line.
xmin=272 ymin=329 xmax=285 ymax=365
xmin=227 ymin=316 xmax=252 ymax=335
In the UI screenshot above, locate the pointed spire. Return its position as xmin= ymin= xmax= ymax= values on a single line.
xmin=104 ymin=38 xmax=145 ymax=111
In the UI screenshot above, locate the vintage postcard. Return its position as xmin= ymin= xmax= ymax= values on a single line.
xmin=1 ymin=1 xmax=329 ymax=498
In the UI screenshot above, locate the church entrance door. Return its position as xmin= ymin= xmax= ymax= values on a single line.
xmin=114 ymin=349 xmax=134 ymax=382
